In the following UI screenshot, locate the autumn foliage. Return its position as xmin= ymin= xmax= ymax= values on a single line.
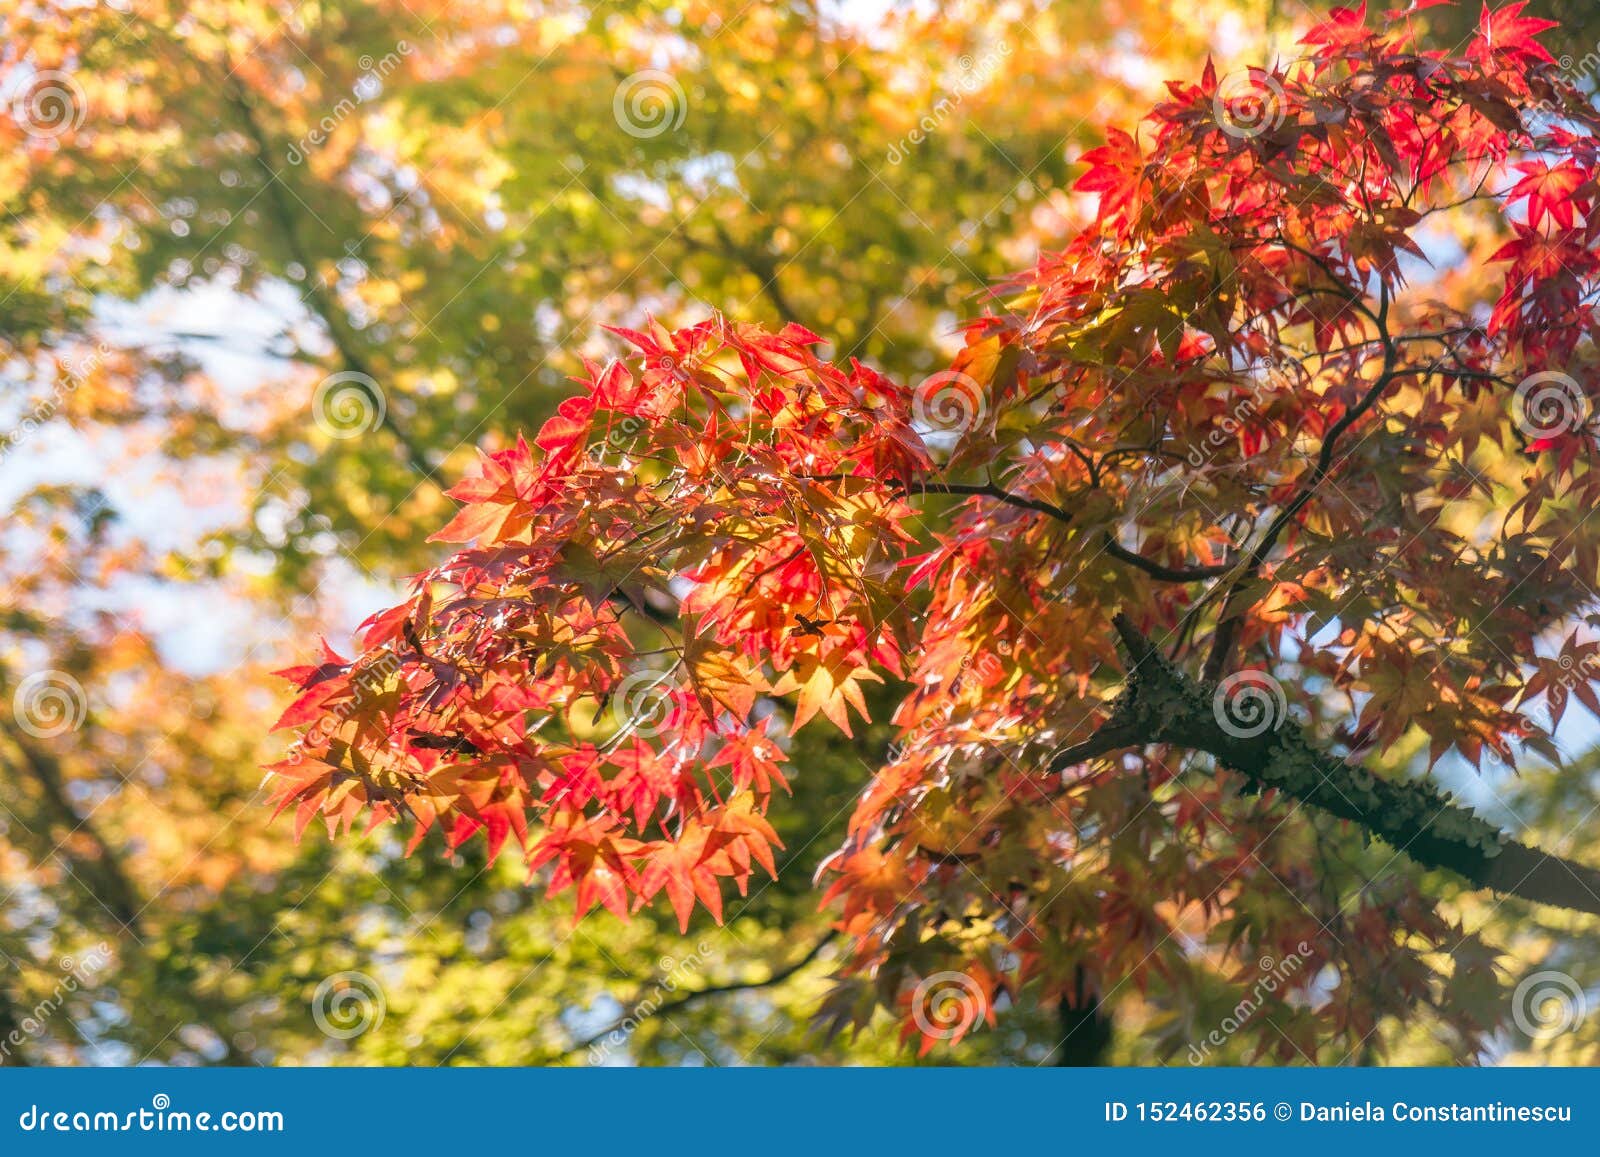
xmin=271 ymin=3 xmax=1600 ymax=1056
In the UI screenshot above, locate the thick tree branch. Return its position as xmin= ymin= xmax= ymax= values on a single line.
xmin=1051 ymin=965 xmax=1113 ymax=1066
xmin=1054 ymin=616 xmax=1600 ymax=917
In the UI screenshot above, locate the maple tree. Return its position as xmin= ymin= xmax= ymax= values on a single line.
xmin=270 ymin=2 xmax=1600 ymax=1059
xmin=1 ymin=0 xmax=1207 ymax=580
xmin=5 ymin=0 xmax=1235 ymax=1065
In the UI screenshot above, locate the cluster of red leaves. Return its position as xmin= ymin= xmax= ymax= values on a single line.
xmin=272 ymin=3 xmax=1600 ymax=1057
xmin=270 ymin=319 xmax=928 ymax=930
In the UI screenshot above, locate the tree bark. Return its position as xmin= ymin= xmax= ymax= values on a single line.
xmin=1052 ymin=967 xmax=1113 ymax=1065
xmin=1050 ymin=615 xmax=1600 ymax=918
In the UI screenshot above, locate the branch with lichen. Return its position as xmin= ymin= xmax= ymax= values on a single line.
xmin=1050 ymin=616 xmax=1600 ymax=918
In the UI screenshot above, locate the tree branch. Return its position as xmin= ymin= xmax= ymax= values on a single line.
xmin=1 ymin=736 xmax=144 ymax=935
xmin=808 ymin=476 xmax=1227 ymax=582
xmin=905 ymin=480 xmax=1076 ymax=525
xmin=221 ymin=72 xmax=438 ymax=486
xmin=1055 ymin=616 xmax=1600 ymax=917
xmin=0 ymin=982 xmax=31 ymax=1066
xmin=0 ymin=735 xmax=250 ymax=1064
xmin=1101 ymin=538 xmax=1233 ymax=582
xmin=707 ymin=220 xmax=810 ymax=334
xmin=563 ymin=931 xmax=837 ymax=1057
xmin=1202 ymin=283 xmax=1400 ymax=681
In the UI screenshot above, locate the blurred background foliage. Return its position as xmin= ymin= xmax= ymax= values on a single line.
xmin=0 ymin=0 xmax=1596 ymax=1066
